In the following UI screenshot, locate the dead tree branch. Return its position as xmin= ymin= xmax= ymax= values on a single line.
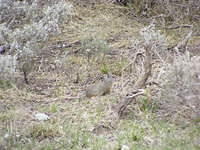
xmin=165 ymin=24 xmax=192 ymax=30
xmin=167 ymin=30 xmax=193 ymax=53
xmin=115 ymin=44 xmax=152 ymax=117
xmin=174 ymin=30 xmax=193 ymax=53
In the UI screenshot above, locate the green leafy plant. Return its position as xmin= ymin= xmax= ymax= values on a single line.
xmin=100 ymin=64 xmax=110 ymax=74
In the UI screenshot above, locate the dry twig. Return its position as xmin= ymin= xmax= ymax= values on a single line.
xmin=115 ymin=44 xmax=152 ymax=117
xmin=174 ymin=30 xmax=193 ymax=53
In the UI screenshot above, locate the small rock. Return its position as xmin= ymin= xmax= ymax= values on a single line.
xmin=121 ymin=145 xmax=130 ymax=150
xmin=34 ymin=113 xmax=50 ymax=121
xmin=4 ymin=133 xmax=10 ymax=139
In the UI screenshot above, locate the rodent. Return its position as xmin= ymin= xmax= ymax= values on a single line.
xmin=86 ymin=74 xmax=113 ymax=98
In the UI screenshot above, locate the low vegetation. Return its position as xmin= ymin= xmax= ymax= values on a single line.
xmin=0 ymin=0 xmax=199 ymax=150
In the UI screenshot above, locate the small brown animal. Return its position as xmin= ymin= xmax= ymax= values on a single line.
xmin=86 ymin=74 xmax=113 ymax=98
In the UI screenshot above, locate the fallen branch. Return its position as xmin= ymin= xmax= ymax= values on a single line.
xmin=114 ymin=44 xmax=152 ymax=117
xmin=167 ymin=30 xmax=193 ymax=53
xmin=165 ymin=24 xmax=192 ymax=30
xmin=174 ymin=30 xmax=193 ymax=53
xmin=115 ymin=89 xmax=145 ymax=117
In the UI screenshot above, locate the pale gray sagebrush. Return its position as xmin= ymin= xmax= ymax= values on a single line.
xmin=158 ymin=53 xmax=200 ymax=122
xmin=0 ymin=0 xmax=73 ymax=78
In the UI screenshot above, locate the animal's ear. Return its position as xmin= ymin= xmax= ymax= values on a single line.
xmin=107 ymin=72 xmax=115 ymax=79
xmin=102 ymin=73 xmax=114 ymax=81
xmin=104 ymin=73 xmax=114 ymax=81
xmin=102 ymin=74 xmax=108 ymax=80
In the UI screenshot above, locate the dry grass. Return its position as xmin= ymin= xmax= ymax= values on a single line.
xmin=0 ymin=1 xmax=200 ymax=150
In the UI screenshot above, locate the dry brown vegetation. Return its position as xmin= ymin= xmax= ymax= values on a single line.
xmin=0 ymin=0 xmax=200 ymax=150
